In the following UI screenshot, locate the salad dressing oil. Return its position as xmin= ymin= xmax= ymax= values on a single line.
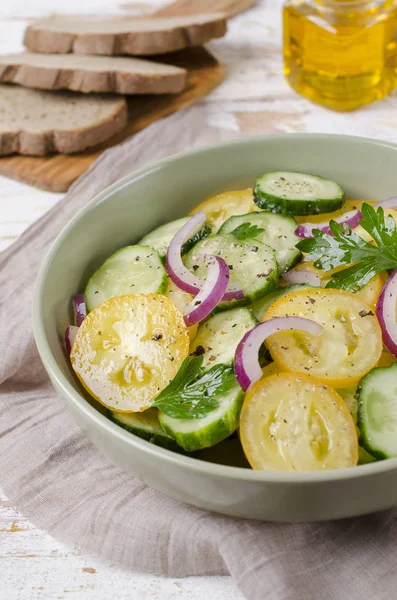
xmin=283 ymin=0 xmax=397 ymax=110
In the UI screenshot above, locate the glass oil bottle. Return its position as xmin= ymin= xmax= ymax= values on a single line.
xmin=283 ymin=0 xmax=397 ymax=111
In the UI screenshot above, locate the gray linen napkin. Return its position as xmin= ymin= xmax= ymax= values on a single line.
xmin=1 ymin=107 xmax=396 ymax=600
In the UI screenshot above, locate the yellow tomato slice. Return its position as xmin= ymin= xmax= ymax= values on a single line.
xmin=240 ymin=373 xmax=358 ymax=471
xmin=378 ymin=350 xmax=397 ymax=368
xmin=294 ymin=197 xmax=386 ymax=247
xmin=294 ymin=195 xmax=397 ymax=245
xmin=189 ymin=189 xmax=256 ymax=232
xmin=263 ymin=354 xmax=360 ymax=425
xmin=294 ymin=199 xmax=370 ymax=225
xmin=337 ymin=387 xmax=358 ymax=424
xmin=354 ymin=207 xmax=397 ymax=242
xmin=287 ymin=261 xmax=385 ymax=307
xmin=294 ymin=198 xmax=397 ymax=248
xmin=261 ymin=362 xmax=280 ymax=377
xmin=264 ymin=288 xmax=382 ymax=388
xmin=71 ymin=294 xmax=190 ymax=413
xmin=164 ymin=279 xmax=198 ymax=341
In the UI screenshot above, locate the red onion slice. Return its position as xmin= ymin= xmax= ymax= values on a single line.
xmin=234 ymin=316 xmax=323 ymax=391
xmin=166 ymin=212 xmax=244 ymax=301
xmin=183 ymin=256 xmax=230 ymax=326
xmin=374 ymin=197 xmax=397 ymax=210
xmin=65 ymin=325 xmax=79 ymax=355
xmin=221 ymin=284 xmax=244 ymax=302
xmin=72 ymin=294 xmax=87 ymax=326
xmin=282 ymin=269 xmax=321 ymax=287
xmin=376 ymin=271 xmax=397 ymax=358
xmin=166 ymin=212 xmax=205 ymax=295
xmin=295 ymin=209 xmax=362 ymax=238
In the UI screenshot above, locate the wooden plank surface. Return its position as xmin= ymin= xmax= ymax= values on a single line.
xmin=0 ymin=0 xmax=256 ymax=192
xmin=0 ymin=48 xmax=223 ymax=192
xmin=0 ymin=493 xmax=244 ymax=600
xmin=154 ymin=0 xmax=256 ymax=17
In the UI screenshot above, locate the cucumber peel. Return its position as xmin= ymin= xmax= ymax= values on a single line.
xmin=250 ymin=284 xmax=312 ymax=321
xmin=357 ymin=363 xmax=397 ymax=459
xmin=139 ymin=217 xmax=210 ymax=259
xmin=109 ymin=409 xmax=182 ymax=451
xmin=185 ymin=233 xmax=279 ymax=309
xmin=254 ymin=171 xmax=345 ymax=216
xmin=158 ymin=379 xmax=244 ymax=452
xmin=85 ymin=245 xmax=167 ymax=311
xmin=219 ymin=211 xmax=301 ymax=273
xmin=190 ymin=307 xmax=258 ymax=370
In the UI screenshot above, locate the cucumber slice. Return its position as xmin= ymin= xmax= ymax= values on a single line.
xmin=250 ymin=284 xmax=312 ymax=321
xmin=164 ymin=278 xmax=198 ymax=340
xmin=164 ymin=277 xmax=191 ymax=313
xmin=338 ymin=387 xmax=358 ymax=424
xmin=189 ymin=189 xmax=255 ymax=233
xmin=158 ymin=379 xmax=244 ymax=452
xmin=109 ymin=408 xmax=181 ymax=451
xmin=218 ymin=212 xmax=301 ymax=273
xmin=139 ymin=217 xmax=210 ymax=259
xmin=254 ymin=171 xmax=345 ymax=216
xmin=189 ymin=307 xmax=258 ymax=370
xmin=358 ymin=446 xmax=377 ymax=465
xmin=357 ymin=363 xmax=397 ymax=459
xmin=85 ymin=245 xmax=167 ymax=311
xmin=185 ymin=233 xmax=278 ymax=309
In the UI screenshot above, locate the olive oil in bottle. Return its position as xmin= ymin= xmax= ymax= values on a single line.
xmin=283 ymin=0 xmax=397 ymax=111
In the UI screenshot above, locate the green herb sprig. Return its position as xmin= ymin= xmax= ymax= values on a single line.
xmin=154 ymin=357 xmax=236 ymax=419
xmin=296 ymin=203 xmax=397 ymax=292
xmin=230 ymin=222 xmax=264 ymax=240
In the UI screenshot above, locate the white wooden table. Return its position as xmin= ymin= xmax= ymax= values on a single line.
xmin=2 ymin=0 xmax=397 ymax=597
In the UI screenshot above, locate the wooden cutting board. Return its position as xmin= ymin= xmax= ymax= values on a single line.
xmin=0 ymin=0 xmax=255 ymax=192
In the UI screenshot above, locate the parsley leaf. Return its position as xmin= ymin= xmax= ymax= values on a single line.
xmin=230 ymin=222 xmax=264 ymax=240
xmin=296 ymin=203 xmax=397 ymax=292
xmin=153 ymin=356 xmax=236 ymax=419
xmin=359 ymin=202 xmax=397 ymax=262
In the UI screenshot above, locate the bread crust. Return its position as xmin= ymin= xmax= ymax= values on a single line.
xmin=0 ymin=55 xmax=187 ymax=94
xmin=0 ymin=90 xmax=128 ymax=156
xmin=23 ymin=14 xmax=227 ymax=56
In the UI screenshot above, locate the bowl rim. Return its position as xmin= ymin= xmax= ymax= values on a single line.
xmin=33 ymin=132 xmax=397 ymax=484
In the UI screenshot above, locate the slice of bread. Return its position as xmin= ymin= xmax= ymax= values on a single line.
xmin=24 ymin=13 xmax=227 ymax=56
xmin=0 ymin=53 xmax=187 ymax=95
xmin=0 ymin=85 xmax=128 ymax=156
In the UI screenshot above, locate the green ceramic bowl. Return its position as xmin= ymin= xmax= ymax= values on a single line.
xmin=33 ymin=134 xmax=397 ymax=522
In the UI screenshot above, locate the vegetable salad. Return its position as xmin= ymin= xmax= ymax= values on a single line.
xmin=65 ymin=170 xmax=397 ymax=471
